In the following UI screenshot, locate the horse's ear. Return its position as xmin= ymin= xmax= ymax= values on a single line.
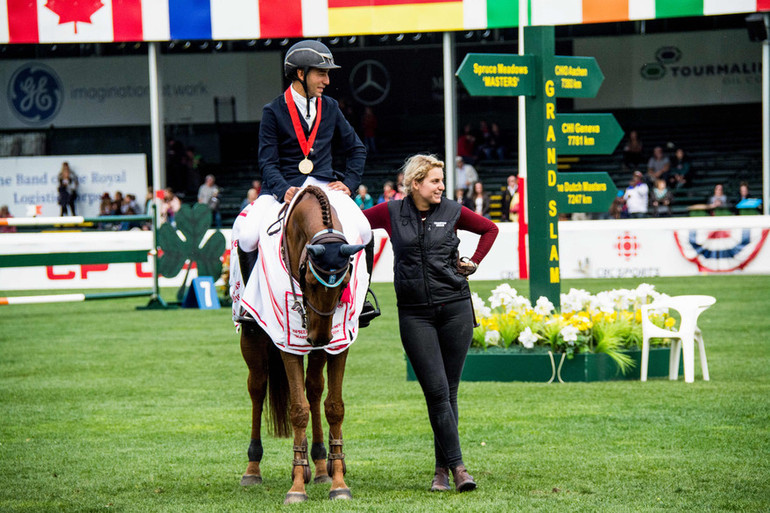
xmin=340 ymin=244 xmax=366 ymax=257
xmin=306 ymin=244 xmax=326 ymax=257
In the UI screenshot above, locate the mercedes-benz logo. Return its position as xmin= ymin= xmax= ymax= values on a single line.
xmin=349 ymin=60 xmax=390 ymax=106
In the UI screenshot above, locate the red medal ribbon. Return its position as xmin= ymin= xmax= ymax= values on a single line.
xmin=284 ymin=87 xmax=322 ymax=158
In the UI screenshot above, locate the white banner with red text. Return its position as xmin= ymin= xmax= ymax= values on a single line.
xmin=0 ymin=216 xmax=769 ymax=291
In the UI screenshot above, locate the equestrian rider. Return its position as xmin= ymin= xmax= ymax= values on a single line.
xmin=231 ymin=40 xmax=376 ymax=325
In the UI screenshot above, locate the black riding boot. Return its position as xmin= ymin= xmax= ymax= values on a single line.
xmin=238 ymin=244 xmax=259 ymax=287
xmin=358 ymin=237 xmax=380 ymax=328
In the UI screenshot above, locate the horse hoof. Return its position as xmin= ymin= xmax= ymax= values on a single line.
xmin=284 ymin=492 xmax=309 ymax=504
xmin=313 ymin=475 xmax=333 ymax=484
xmin=240 ymin=474 xmax=263 ymax=486
xmin=329 ymin=488 xmax=352 ymax=500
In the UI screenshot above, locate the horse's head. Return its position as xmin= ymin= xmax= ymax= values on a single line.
xmin=301 ymin=239 xmax=365 ymax=346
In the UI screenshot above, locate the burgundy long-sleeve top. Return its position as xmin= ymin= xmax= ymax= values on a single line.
xmin=363 ymin=201 xmax=499 ymax=264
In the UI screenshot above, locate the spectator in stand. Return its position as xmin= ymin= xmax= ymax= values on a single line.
xmin=161 ymin=187 xmax=182 ymax=226
xmin=650 ymin=179 xmax=673 ymax=217
xmin=377 ymin=181 xmax=402 ymax=204
xmin=475 ymin=120 xmax=492 ymax=162
xmin=454 ymin=156 xmax=478 ymax=194
xmin=0 ymin=205 xmax=16 ymax=233
xmin=623 ymin=171 xmax=649 ymax=218
xmin=252 ymin=179 xmax=262 ymax=196
xmin=57 ymin=162 xmax=79 ymax=216
xmin=361 ymin=107 xmax=378 ymax=155
xmin=501 ymin=174 xmax=520 ymax=222
xmin=125 ymin=194 xmax=142 ymax=215
xmin=454 ymin=188 xmax=471 ymax=209
xmin=482 ymin=123 xmax=505 ymax=160
xmin=240 ymin=187 xmax=259 ymax=212
xmin=198 ymin=174 xmax=221 ymax=228
xmin=113 ymin=191 xmax=125 ymax=214
xmin=668 ymin=148 xmax=691 ymax=189
xmin=99 ymin=193 xmax=113 ymax=216
xmin=646 ymin=146 xmax=670 ymax=185
xmin=457 ymin=124 xmax=476 ymax=165
xmin=707 ymin=183 xmax=727 ymax=211
xmin=354 ymin=184 xmax=374 ymax=210
xmin=622 ymin=130 xmax=644 ymax=170
xmin=395 ymin=171 xmax=406 ymax=197
xmin=468 ymin=181 xmax=491 ymax=219
xmin=734 ymin=181 xmax=762 ymax=214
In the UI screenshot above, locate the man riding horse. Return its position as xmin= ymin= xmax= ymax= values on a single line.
xmin=229 ymin=40 xmax=378 ymax=504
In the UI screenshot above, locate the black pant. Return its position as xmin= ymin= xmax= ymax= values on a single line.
xmin=398 ymin=299 xmax=473 ymax=468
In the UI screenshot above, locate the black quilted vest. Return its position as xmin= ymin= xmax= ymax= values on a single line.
xmin=388 ymin=196 xmax=470 ymax=307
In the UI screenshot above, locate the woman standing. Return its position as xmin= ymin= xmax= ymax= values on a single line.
xmin=57 ymin=162 xmax=78 ymax=216
xmin=363 ymin=154 xmax=498 ymax=493
xmin=468 ymin=181 xmax=491 ymax=219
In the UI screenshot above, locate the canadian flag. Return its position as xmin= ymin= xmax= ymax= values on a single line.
xmin=1 ymin=0 xmax=171 ymax=44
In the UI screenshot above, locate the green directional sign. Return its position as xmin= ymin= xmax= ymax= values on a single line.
xmin=556 ymin=172 xmax=618 ymax=213
xmin=552 ymin=56 xmax=604 ymax=98
xmin=554 ymin=113 xmax=624 ymax=155
xmin=456 ymin=53 xmax=536 ymax=97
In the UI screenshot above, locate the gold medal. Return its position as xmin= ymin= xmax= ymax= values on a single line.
xmin=299 ymin=157 xmax=313 ymax=175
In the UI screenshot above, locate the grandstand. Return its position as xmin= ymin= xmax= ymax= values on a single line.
xmin=213 ymin=102 xmax=761 ymax=225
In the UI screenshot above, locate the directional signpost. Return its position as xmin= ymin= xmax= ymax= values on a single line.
xmin=456 ymin=53 xmax=536 ymax=97
xmin=554 ymin=114 xmax=624 ymax=155
xmin=456 ymin=26 xmax=624 ymax=307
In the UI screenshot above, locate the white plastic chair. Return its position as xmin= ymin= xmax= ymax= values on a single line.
xmin=640 ymin=295 xmax=716 ymax=383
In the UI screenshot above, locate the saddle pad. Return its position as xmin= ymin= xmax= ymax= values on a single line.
xmin=239 ymin=189 xmax=368 ymax=355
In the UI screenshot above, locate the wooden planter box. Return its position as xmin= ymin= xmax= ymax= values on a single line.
xmin=406 ymin=347 xmax=677 ymax=383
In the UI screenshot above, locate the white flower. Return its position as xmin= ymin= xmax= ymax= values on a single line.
xmin=484 ymin=330 xmax=501 ymax=346
xmin=471 ymin=292 xmax=492 ymax=318
xmin=518 ymin=327 xmax=539 ymax=349
xmin=560 ymin=288 xmax=592 ymax=314
xmin=560 ymin=325 xmax=579 ymax=343
xmin=534 ymin=296 xmax=555 ymax=316
xmin=634 ymin=283 xmax=656 ymax=303
xmin=489 ymin=284 xmax=518 ymax=311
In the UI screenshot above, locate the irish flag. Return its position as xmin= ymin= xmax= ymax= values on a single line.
xmin=1 ymin=0 xmax=768 ymax=44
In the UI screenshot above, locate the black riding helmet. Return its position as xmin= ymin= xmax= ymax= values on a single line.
xmin=284 ymin=40 xmax=341 ymax=118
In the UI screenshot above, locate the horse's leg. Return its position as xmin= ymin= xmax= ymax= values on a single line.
xmin=239 ymin=323 xmax=269 ymax=486
xmin=325 ymin=349 xmax=352 ymax=500
xmin=280 ymin=351 xmax=312 ymax=504
xmin=306 ymin=350 xmax=331 ymax=484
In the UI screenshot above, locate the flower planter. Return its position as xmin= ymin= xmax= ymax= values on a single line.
xmin=405 ymin=347 xmax=678 ymax=383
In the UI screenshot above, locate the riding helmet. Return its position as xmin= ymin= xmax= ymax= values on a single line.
xmin=284 ymin=40 xmax=341 ymax=79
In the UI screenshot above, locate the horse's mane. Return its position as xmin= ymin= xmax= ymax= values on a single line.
xmin=297 ymin=186 xmax=334 ymax=229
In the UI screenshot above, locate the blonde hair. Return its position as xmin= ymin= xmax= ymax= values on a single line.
xmin=402 ymin=154 xmax=444 ymax=196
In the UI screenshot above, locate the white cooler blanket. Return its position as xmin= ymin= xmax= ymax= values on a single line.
xmin=231 ymin=188 xmax=369 ymax=355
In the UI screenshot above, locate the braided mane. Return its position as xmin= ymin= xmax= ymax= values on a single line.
xmin=302 ymin=186 xmax=333 ymax=229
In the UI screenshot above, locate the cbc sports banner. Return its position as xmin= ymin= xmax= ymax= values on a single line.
xmin=1 ymin=0 xmax=769 ymax=44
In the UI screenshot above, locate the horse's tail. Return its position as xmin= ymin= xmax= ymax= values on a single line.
xmin=266 ymin=342 xmax=292 ymax=438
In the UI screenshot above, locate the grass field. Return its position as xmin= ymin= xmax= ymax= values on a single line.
xmin=1 ymin=275 xmax=769 ymax=512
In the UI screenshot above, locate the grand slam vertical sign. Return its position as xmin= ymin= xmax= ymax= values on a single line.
xmin=525 ymin=26 xmax=560 ymax=303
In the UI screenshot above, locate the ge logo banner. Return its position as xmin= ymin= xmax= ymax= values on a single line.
xmin=349 ymin=60 xmax=390 ymax=106
xmin=7 ymin=63 xmax=63 ymax=125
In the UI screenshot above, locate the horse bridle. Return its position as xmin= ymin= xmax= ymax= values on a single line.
xmin=282 ymin=228 xmax=353 ymax=329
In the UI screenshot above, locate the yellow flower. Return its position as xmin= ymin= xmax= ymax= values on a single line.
xmin=664 ymin=317 xmax=676 ymax=328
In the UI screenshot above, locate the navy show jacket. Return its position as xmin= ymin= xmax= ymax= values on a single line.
xmin=258 ymin=93 xmax=366 ymax=202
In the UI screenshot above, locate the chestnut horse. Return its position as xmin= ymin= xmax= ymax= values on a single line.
xmin=238 ymin=186 xmax=364 ymax=504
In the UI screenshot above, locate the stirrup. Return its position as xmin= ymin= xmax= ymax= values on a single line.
xmin=358 ymin=289 xmax=381 ymax=328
